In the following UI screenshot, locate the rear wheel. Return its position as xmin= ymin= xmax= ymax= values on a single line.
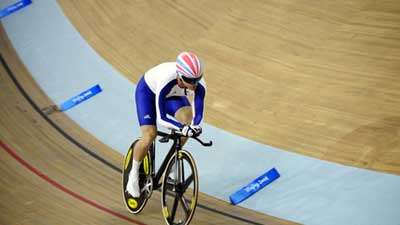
xmin=161 ymin=150 xmax=198 ymax=225
xmin=122 ymin=139 xmax=153 ymax=214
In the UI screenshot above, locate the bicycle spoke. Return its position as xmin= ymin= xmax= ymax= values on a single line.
xmin=170 ymin=193 xmax=179 ymax=223
xmin=182 ymin=174 xmax=194 ymax=190
xmin=179 ymin=195 xmax=190 ymax=217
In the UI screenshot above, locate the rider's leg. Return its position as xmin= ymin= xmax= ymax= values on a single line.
xmin=174 ymin=106 xmax=193 ymax=146
xmin=133 ymin=125 xmax=157 ymax=161
xmin=127 ymin=125 xmax=157 ymax=197
xmin=129 ymin=75 xmax=158 ymax=197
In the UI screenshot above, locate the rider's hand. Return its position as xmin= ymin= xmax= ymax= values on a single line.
xmin=181 ymin=125 xmax=202 ymax=137
xmin=191 ymin=125 xmax=202 ymax=135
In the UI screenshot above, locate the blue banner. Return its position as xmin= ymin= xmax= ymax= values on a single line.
xmin=0 ymin=0 xmax=32 ymax=19
xmin=230 ymin=167 xmax=280 ymax=205
xmin=60 ymin=84 xmax=102 ymax=111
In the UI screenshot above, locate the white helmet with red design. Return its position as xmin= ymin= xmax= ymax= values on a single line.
xmin=176 ymin=52 xmax=203 ymax=84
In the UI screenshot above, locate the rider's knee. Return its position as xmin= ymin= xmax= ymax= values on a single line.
xmin=181 ymin=115 xmax=192 ymax=125
xmin=142 ymin=129 xmax=157 ymax=144
xmin=177 ymin=109 xmax=193 ymax=125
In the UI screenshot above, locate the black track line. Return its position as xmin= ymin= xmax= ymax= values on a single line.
xmin=0 ymin=53 xmax=263 ymax=225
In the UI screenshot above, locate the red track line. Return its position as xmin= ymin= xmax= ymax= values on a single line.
xmin=0 ymin=140 xmax=147 ymax=225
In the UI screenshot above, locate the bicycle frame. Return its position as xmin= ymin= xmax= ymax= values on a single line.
xmin=122 ymin=128 xmax=212 ymax=220
xmin=150 ymin=130 xmax=183 ymax=190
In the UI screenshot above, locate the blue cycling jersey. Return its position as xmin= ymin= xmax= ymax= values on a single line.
xmin=135 ymin=62 xmax=206 ymax=130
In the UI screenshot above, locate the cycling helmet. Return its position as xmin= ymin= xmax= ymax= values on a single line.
xmin=176 ymin=52 xmax=203 ymax=84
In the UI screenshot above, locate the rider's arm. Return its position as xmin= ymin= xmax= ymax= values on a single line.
xmin=192 ymin=81 xmax=206 ymax=125
xmin=156 ymin=81 xmax=184 ymax=130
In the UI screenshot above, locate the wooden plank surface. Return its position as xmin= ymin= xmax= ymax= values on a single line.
xmin=0 ymin=24 xmax=298 ymax=225
xmin=57 ymin=0 xmax=400 ymax=174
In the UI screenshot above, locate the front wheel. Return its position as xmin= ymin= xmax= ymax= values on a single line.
xmin=161 ymin=150 xmax=199 ymax=225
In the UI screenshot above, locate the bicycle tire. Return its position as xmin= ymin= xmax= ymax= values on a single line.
xmin=161 ymin=150 xmax=199 ymax=225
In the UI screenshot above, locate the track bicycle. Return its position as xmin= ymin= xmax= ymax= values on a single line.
xmin=123 ymin=129 xmax=212 ymax=225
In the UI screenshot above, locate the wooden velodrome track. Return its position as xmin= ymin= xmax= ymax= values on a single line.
xmin=57 ymin=0 xmax=400 ymax=174
xmin=0 ymin=25 xmax=296 ymax=224
xmin=1 ymin=0 xmax=400 ymax=225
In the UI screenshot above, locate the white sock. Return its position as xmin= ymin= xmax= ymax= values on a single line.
xmin=130 ymin=160 xmax=142 ymax=180
xmin=127 ymin=160 xmax=142 ymax=197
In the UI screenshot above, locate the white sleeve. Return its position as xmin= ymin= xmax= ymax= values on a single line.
xmin=155 ymin=80 xmax=184 ymax=130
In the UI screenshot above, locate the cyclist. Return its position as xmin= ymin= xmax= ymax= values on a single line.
xmin=126 ymin=52 xmax=206 ymax=198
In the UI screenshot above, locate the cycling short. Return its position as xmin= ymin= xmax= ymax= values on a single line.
xmin=135 ymin=76 xmax=190 ymax=126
